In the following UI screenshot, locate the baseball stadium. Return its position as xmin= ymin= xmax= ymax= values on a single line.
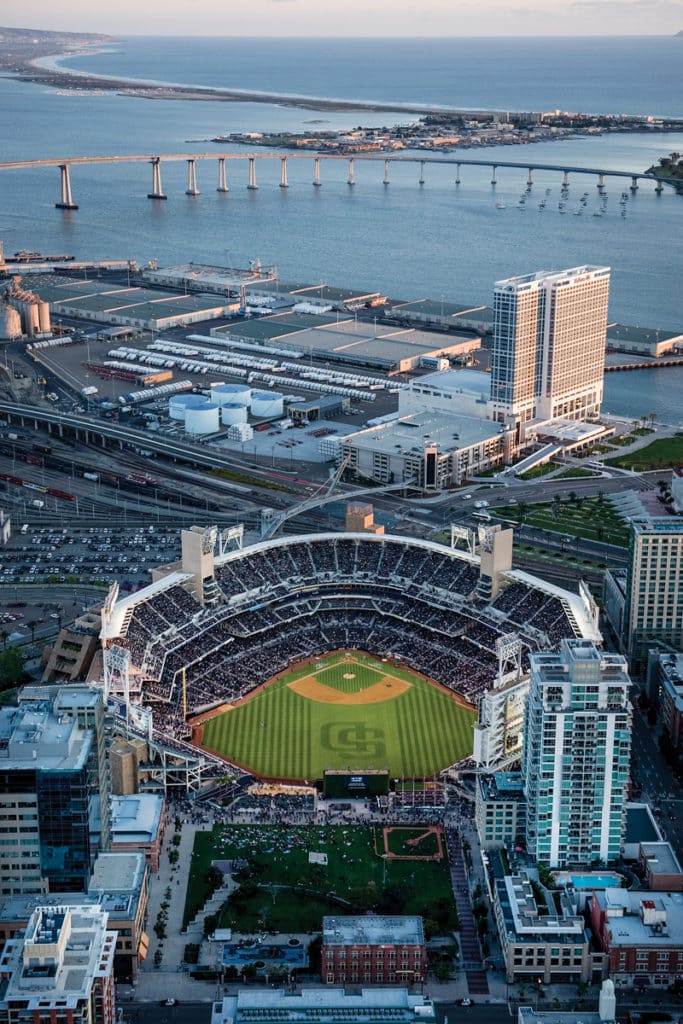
xmin=100 ymin=528 xmax=600 ymax=784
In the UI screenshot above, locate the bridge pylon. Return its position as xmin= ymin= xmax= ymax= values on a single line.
xmin=383 ymin=159 xmax=390 ymax=185
xmin=630 ymin=175 xmax=639 ymax=192
xmin=490 ymin=164 xmax=497 ymax=185
xmin=347 ymin=158 xmax=355 ymax=186
xmin=419 ymin=160 xmax=425 ymax=185
xmin=247 ymin=156 xmax=258 ymax=190
xmin=280 ymin=156 xmax=289 ymax=189
xmin=313 ymin=156 xmax=321 ymax=187
xmin=56 ymin=163 xmax=78 ymax=210
xmin=217 ymin=156 xmax=229 ymax=193
xmin=455 ymin=163 xmax=461 ymax=185
xmin=147 ymin=157 xmax=167 ymax=200
xmin=185 ymin=158 xmax=200 ymax=196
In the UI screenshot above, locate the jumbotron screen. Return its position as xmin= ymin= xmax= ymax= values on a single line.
xmin=323 ymin=769 xmax=390 ymax=798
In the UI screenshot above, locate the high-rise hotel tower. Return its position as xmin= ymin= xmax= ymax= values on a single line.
xmin=491 ymin=266 xmax=610 ymax=433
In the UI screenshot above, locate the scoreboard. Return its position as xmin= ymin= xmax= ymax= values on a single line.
xmin=323 ymin=769 xmax=390 ymax=798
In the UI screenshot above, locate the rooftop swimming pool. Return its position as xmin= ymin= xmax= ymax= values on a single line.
xmin=566 ymin=873 xmax=622 ymax=889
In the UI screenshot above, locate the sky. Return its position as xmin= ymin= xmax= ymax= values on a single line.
xmin=4 ymin=0 xmax=683 ymax=36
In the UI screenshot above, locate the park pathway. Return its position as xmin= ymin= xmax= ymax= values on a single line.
xmin=446 ymin=829 xmax=489 ymax=996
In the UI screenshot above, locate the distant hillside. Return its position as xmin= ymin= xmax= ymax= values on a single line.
xmin=0 ymin=26 xmax=112 ymax=42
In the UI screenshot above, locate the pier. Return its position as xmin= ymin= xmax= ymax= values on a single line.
xmin=0 ymin=152 xmax=679 ymax=209
xmin=604 ymin=358 xmax=683 ymax=372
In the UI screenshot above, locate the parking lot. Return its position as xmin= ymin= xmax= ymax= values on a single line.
xmin=0 ymin=524 xmax=180 ymax=592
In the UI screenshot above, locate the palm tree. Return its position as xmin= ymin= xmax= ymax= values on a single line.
xmin=650 ymin=411 xmax=657 ymax=429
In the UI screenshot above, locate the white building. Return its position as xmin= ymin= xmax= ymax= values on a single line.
xmin=0 ymin=905 xmax=117 ymax=1024
xmin=340 ymin=368 xmax=513 ymax=490
xmin=491 ymin=266 xmax=610 ymax=434
xmin=523 ymin=639 xmax=632 ymax=868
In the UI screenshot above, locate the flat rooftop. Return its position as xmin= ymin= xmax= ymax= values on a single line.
xmin=640 ymin=842 xmax=683 ymax=876
xmin=479 ymin=772 xmax=526 ymax=802
xmin=409 ymin=367 xmax=491 ymax=397
xmin=392 ymin=298 xmax=488 ymax=318
xmin=598 ymin=889 xmax=683 ymax=946
xmin=0 ymin=702 xmax=91 ymax=771
xmin=344 ymin=409 xmax=502 ymax=456
xmin=212 ymin=988 xmax=435 ymax=1024
xmin=111 ymin=794 xmax=164 ymax=843
xmin=607 ymin=323 xmax=683 ymax=345
xmin=322 ymin=915 xmax=424 ymax=946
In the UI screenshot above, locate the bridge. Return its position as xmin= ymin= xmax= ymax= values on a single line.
xmin=0 ymin=152 xmax=679 ymax=209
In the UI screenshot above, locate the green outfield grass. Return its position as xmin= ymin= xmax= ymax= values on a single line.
xmin=199 ymin=652 xmax=475 ymax=781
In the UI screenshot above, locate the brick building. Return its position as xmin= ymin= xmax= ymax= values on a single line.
xmin=590 ymin=889 xmax=683 ymax=987
xmin=321 ymin=916 xmax=426 ymax=986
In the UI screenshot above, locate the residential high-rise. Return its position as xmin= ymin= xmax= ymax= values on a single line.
xmin=0 ymin=687 xmax=110 ymax=896
xmin=623 ymin=518 xmax=683 ymax=667
xmin=491 ymin=265 xmax=610 ymax=432
xmin=523 ymin=639 xmax=632 ymax=868
xmin=0 ymin=904 xmax=116 ymax=1024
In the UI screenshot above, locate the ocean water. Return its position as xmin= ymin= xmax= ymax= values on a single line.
xmin=1 ymin=37 xmax=683 ymax=422
xmin=53 ymin=36 xmax=683 ymax=118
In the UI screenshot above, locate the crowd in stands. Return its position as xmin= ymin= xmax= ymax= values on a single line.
xmin=113 ymin=537 xmax=580 ymax=749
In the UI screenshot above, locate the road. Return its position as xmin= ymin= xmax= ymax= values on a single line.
xmin=631 ymin=711 xmax=683 ymax=861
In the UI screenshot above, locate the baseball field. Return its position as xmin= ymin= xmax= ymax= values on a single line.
xmin=194 ymin=651 xmax=475 ymax=780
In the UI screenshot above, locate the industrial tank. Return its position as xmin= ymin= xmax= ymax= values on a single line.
xmin=184 ymin=399 xmax=220 ymax=435
xmin=220 ymin=402 xmax=248 ymax=426
xmin=251 ymin=390 xmax=284 ymax=419
xmin=169 ymin=393 xmax=203 ymax=420
xmin=210 ymin=383 xmax=251 ymax=407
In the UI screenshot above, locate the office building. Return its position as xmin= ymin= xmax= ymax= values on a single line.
xmin=491 ymin=266 xmax=610 ymax=432
xmin=622 ymin=519 xmax=683 ymax=666
xmin=321 ymin=916 xmax=426 ymax=985
xmin=475 ymin=772 xmax=526 ymax=851
xmin=523 ymin=640 xmax=632 ymax=868
xmin=0 ymin=687 xmax=110 ymax=896
xmin=0 ymin=904 xmax=116 ymax=1024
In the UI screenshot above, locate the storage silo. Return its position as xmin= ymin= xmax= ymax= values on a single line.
xmin=38 ymin=302 xmax=51 ymax=333
xmin=0 ymin=303 xmax=21 ymax=340
xmin=185 ymin=398 xmax=220 ymax=435
xmin=210 ymin=383 xmax=251 ymax=407
xmin=251 ymin=390 xmax=284 ymax=419
xmin=221 ymin=402 xmax=248 ymax=426
xmin=169 ymin=393 xmax=201 ymax=420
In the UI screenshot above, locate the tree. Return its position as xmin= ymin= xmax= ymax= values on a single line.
xmin=568 ymin=490 xmax=578 ymax=506
xmin=0 ymin=648 xmax=25 ymax=690
xmin=0 ymin=631 xmax=7 ymax=649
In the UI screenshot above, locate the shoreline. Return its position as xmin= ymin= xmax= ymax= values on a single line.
xmin=18 ymin=52 xmax=456 ymax=115
xmin=10 ymin=45 xmax=683 ymax=126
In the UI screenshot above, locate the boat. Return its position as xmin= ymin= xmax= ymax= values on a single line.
xmin=593 ymin=209 xmax=603 ymax=217
xmin=538 ymin=200 xmax=546 ymax=209
xmin=496 ymin=200 xmax=507 ymax=209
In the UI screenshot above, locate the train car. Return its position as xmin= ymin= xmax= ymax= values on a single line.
xmin=46 ymin=488 xmax=75 ymax=501
xmin=32 ymin=443 xmax=52 ymax=455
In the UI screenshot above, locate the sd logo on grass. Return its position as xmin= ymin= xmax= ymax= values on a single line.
xmin=321 ymin=721 xmax=386 ymax=758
